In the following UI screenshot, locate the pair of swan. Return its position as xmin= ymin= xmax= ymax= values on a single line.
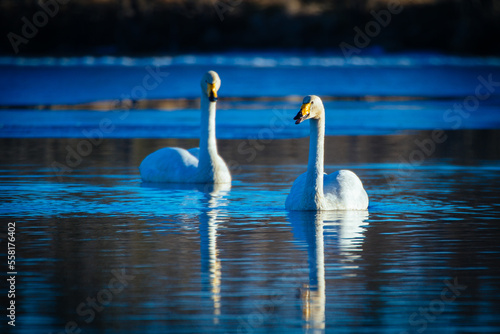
xmin=139 ymin=71 xmax=369 ymax=210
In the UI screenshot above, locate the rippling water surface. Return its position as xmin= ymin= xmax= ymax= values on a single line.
xmin=2 ymin=135 xmax=500 ymax=334
xmin=1 ymin=53 xmax=500 ymax=333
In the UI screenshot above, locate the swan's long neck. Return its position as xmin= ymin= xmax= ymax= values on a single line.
xmin=306 ymin=117 xmax=325 ymax=203
xmin=199 ymin=95 xmax=218 ymax=170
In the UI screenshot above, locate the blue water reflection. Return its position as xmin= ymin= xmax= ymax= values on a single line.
xmin=1 ymin=146 xmax=500 ymax=333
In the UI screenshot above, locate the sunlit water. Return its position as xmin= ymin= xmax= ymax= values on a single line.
xmin=1 ymin=53 xmax=500 ymax=333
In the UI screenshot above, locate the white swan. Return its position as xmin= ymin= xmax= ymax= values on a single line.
xmin=139 ymin=71 xmax=231 ymax=184
xmin=285 ymin=95 xmax=368 ymax=211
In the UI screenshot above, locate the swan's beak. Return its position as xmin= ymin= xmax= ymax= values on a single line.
xmin=294 ymin=102 xmax=311 ymax=124
xmin=207 ymin=83 xmax=218 ymax=102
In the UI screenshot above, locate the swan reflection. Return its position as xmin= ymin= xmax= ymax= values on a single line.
xmin=288 ymin=210 xmax=369 ymax=333
xmin=199 ymin=183 xmax=230 ymax=325
xmin=141 ymin=182 xmax=230 ymax=325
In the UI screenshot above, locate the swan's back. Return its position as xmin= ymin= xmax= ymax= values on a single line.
xmin=286 ymin=169 xmax=368 ymax=210
xmin=324 ymin=170 xmax=368 ymax=210
xmin=139 ymin=147 xmax=199 ymax=183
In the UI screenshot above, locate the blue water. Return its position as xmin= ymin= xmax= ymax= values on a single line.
xmin=1 ymin=52 xmax=500 ymax=334
xmin=2 ymin=97 xmax=500 ymax=138
xmin=1 ymin=52 xmax=500 ymax=105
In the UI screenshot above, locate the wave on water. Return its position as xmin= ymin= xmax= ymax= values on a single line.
xmin=1 ymin=52 xmax=500 ymax=68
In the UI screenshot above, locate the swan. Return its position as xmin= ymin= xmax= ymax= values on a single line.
xmin=285 ymin=95 xmax=368 ymax=211
xmin=139 ymin=71 xmax=231 ymax=184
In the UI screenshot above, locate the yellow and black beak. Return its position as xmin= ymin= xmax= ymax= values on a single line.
xmin=207 ymin=83 xmax=218 ymax=102
xmin=293 ymin=102 xmax=311 ymax=124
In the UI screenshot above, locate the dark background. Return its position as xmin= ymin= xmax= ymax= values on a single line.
xmin=1 ymin=0 xmax=499 ymax=56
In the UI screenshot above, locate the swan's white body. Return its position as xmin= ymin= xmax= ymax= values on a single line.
xmin=285 ymin=95 xmax=368 ymax=211
xmin=139 ymin=71 xmax=231 ymax=184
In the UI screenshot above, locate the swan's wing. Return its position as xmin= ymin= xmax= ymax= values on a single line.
xmin=323 ymin=170 xmax=369 ymax=210
xmin=139 ymin=147 xmax=198 ymax=183
xmin=187 ymin=147 xmax=200 ymax=159
xmin=285 ymin=172 xmax=307 ymax=210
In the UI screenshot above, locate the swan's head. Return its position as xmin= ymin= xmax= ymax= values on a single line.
xmin=294 ymin=95 xmax=324 ymax=124
xmin=201 ymin=70 xmax=221 ymax=102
